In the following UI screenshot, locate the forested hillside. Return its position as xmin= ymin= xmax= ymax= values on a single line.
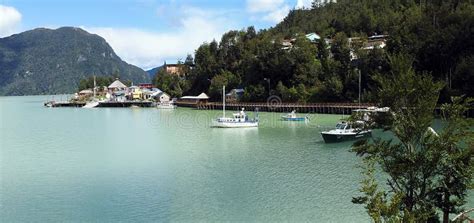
xmin=154 ymin=0 xmax=473 ymax=103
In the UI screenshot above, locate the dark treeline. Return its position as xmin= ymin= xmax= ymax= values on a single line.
xmin=154 ymin=0 xmax=474 ymax=102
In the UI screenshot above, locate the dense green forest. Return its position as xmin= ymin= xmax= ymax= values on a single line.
xmin=153 ymin=0 xmax=473 ymax=103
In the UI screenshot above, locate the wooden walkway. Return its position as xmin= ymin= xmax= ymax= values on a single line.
xmin=176 ymin=101 xmax=375 ymax=114
xmin=48 ymin=101 xmax=153 ymax=108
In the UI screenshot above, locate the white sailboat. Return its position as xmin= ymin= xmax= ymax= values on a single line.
xmin=211 ymin=86 xmax=259 ymax=128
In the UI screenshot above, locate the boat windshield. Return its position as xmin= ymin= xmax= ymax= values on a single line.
xmin=336 ymin=123 xmax=347 ymax=130
xmin=233 ymin=114 xmax=245 ymax=119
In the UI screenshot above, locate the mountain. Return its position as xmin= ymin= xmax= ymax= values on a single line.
xmin=146 ymin=66 xmax=163 ymax=80
xmin=0 ymin=27 xmax=150 ymax=96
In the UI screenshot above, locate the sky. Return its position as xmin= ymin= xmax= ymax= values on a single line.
xmin=0 ymin=0 xmax=313 ymax=70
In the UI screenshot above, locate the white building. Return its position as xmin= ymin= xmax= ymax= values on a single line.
xmin=157 ymin=92 xmax=170 ymax=103
xmin=108 ymin=79 xmax=127 ymax=91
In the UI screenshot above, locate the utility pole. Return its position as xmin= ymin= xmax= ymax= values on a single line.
xmin=358 ymin=69 xmax=361 ymax=106
xmin=449 ymin=68 xmax=452 ymax=89
xmin=264 ymin=78 xmax=271 ymax=96
xmin=93 ymin=75 xmax=96 ymax=98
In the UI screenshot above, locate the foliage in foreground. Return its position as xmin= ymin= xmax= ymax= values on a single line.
xmin=351 ymin=54 xmax=474 ymax=222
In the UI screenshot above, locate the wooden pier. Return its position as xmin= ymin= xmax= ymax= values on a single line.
xmin=47 ymin=101 xmax=153 ymax=108
xmin=176 ymin=101 xmax=375 ymax=114
xmin=186 ymin=102 xmax=473 ymax=117
xmin=97 ymin=101 xmax=153 ymax=107
xmin=46 ymin=100 xmax=473 ymax=117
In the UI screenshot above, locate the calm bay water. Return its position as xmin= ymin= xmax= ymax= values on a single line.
xmin=1 ymin=96 xmax=472 ymax=222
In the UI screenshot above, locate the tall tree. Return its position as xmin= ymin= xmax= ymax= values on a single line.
xmin=352 ymin=54 xmax=444 ymax=221
xmin=429 ymin=97 xmax=474 ymax=223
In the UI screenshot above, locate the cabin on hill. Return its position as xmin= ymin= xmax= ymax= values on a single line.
xmin=349 ymin=34 xmax=388 ymax=60
xmin=364 ymin=35 xmax=388 ymax=50
xmin=164 ymin=64 xmax=182 ymax=75
xmin=281 ymin=32 xmax=323 ymax=50
xmin=305 ymin=33 xmax=321 ymax=43
xmin=226 ymin=88 xmax=244 ymax=102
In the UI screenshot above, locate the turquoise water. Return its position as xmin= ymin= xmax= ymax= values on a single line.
xmin=0 ymin=96 xmax=471 ymax=222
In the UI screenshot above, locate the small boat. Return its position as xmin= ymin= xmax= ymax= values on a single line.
xmin=44 ymin=101 xmax=55 ymax=107
xmin=82 ymin=100 xmax=100 ymax=108
xmin=321 ymin=121 xmax=371 ymax=143
xmin=157 ymin=101 xmax=177 ymax=109
xmin=211 ymin=86 xmax=258 ymax=128
xmin=281 ymin=110 xmax=308 ymax=121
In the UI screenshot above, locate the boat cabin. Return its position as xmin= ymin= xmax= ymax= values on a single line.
xmin=232 ymin=110 xmax=248 ymax=121
xmin=336 ymin=122 xmax=350 ymax=130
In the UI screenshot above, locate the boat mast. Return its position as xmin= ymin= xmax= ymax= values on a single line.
xmin=358 ymin=69 xmax=361 ymax=108
xmin=93 ymin=75 xmax=97 ymax=98
xmin=223 ymin=85 xmax=225 ymax=118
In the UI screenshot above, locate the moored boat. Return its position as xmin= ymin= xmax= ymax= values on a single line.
xmin=321 ymin=121 xmax=371 ymax=143
xmin=281 ymin=110 xmax=309 ymax=121
xmin=211 ymin=86 xmax=258 ymax=128
xmin=44 ymin=101 xmax=55 ymax=107
xmin=157 ymin=101 xmax=177 ymax=109
xmin=212 ymin=108 xmax=259 ymax=128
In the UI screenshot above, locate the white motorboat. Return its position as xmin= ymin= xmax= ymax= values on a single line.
xmin=157 ymin=101 xmax=177 ymax=109
xmin=321 ymin=121 xmax=371 ymax=143
xmin=211 ymin=86 xmax=258 ymax=128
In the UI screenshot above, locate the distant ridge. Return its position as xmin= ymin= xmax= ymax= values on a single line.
xmin=146 ymin=66 xmax=163 ymax=80
xmin=0 ymin=27 xmax=150 ymax=96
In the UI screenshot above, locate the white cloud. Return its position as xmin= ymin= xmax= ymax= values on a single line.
xmin=262 ymin=5 xmax=291 ymax=23
xmin=0 ymin=5 xmax=22 ymax=37
xmin=246 ymin=0 xmax=284 ymax=13
xmin=246 ymin=0 xmax=290 ymax=23
xmin=85 ymin=7 xmax=235 ymax=70
xmin=295 ymin=0 xmax=313 ymax=9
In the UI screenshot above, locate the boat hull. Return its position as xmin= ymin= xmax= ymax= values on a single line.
xmin=211 ymin=121 xmax=258 ymax=128
xmin=83 ymin=101 xmax=100 ymax=108
xmin=281 ymin=117 xmax=307 ymax=121
xmin=157 ymin=105 xmax=177 ymax=109
xmin=321 ymin=131 xmax=372 ymax=143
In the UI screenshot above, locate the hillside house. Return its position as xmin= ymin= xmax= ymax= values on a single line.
xmin=226 ymin=88 xmax=244 ymax=102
